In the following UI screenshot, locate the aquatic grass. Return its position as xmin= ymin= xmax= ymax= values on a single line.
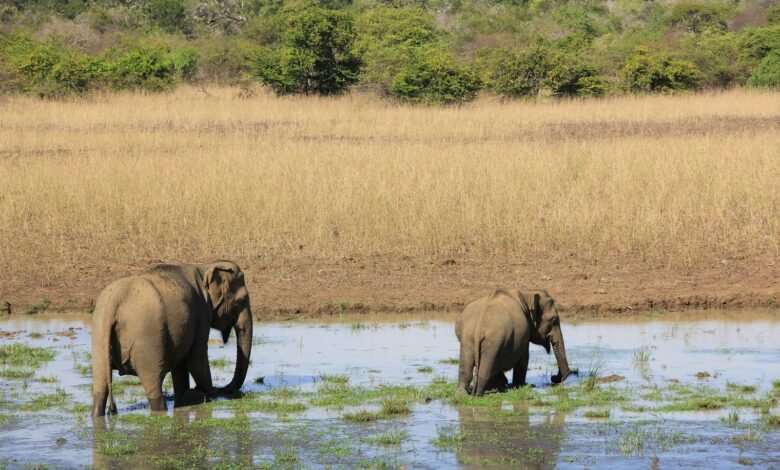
xmin=0 ymin=368 xmax=34 ymax=379
xmin=213 ymin=391 xmax=307 ymax=414
xmin=319 ymin=373 xmax=349 ymax=384
xmin=763 ymin=414 xmax=780 ymax=426
xmin=21 ymin=389 xmax=70 ymax=411
xmin=720 ymin=410 xmax=739 ymax=426
xmin=438 ymin=358 xmax=459 ymax=365
xmin=190 ymin=416 xmax=251 ymax=432
xmin=380 ymin=398 xmax=411 ymax=416
xmin=584 ymin=409 xmax=610 ymax=418
xmin=632 ymin=345 xmax=652 ymax=379
xmin=0 ymin=343 xmax=56 ymax=367
xmin=268 ymin=387 xmax=298 ymax=400
xmin=580 ymin=357 xmax=605 ymax=392
xmin=342 ymin=409 xmax=382 ymax=422
xmin=726 ymin=382 xmax=757 ymax=394
xmin=97 ymin=431 xmax=138 ymax=456
xmin=430 ymin=426 xmax=465 ymax=451
xmin=209 ymin=358 xmax=234 ymax=369
xmin=732 ymin=425 xmax=765 ymax=444
xmin=273 ymin=446 xmax=299 ymax=467
xmin=23 ymin=299 xmax=51 ymax=315
xmin=69 ymin=403 xmax=92 ymax=414
xmin=351 ymin=322 xmax=367 ymax=331
xmin=417 ymin=366 xmax=433 ymax=373
xmin=365 ymin=428 xmax=408 ymax=445
xmin=36 ymin=375 xmax=58 ymax=383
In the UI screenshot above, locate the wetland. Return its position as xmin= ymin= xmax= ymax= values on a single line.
xmin=0 ymin=310 xmax=778 ymax=468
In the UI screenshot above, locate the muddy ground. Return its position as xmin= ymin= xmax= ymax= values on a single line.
xmin=2 ymin=253 xmax=777 ymax=319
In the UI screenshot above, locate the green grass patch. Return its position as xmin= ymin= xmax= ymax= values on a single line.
xmin=23 ymin=299 xmax=51 ymax=315
xmin=0 ymin=368 xmax=34 ymax=379
xmin=209 ymin=358 xmax=234 ymax=369
xmin=319 ymin=373 xmax=349 ymax=384
xmin=732 ymin=425 xmax=765 ymax=444
xmin=584 ymin=409 xmax=610 ymax=418
xmin=438 ymin=358 xmax=459 ymax=365
xmin=97 ymin=431 xmax=138 ymax=456
xmin=380 ymin=398 xmax=411 ymax=416
xmin=364 ymin=429 xmax=408 ymax=445
xmin=0 ymin=343 xmax=56 ymax=367
xmin=430 ymin=426 xmax=465 ymax=451
xmin=417 ymin=366 xmax=433 ymax=373
xmin=21 ymin=389 xmax=70 ymax=411
xmin=726 ymin=382 xmax=757 ymax=394
xmin=763 ymin=414 xmax=780 ymax=426
xmin=343 ymin=409 xmax=382 ymax=422
xmin=720 ymin=410 xmax=739 ymax=426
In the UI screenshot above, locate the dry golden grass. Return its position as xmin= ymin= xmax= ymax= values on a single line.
xmin=0 ymin=87 xmax=778 ymax=279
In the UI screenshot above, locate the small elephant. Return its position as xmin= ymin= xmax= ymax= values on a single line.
xmin=455 ymin=289 xmax=572 ymax=396
xmin=91 ymin=261 xmax=254 ymax=416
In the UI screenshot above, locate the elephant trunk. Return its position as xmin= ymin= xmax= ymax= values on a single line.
xmin=220 ymin=307 xmax=253 ymax=394
xmin=549 ymin=324 xmax=571 ymax=384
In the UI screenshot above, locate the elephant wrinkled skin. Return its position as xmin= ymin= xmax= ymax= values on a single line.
xmin=455 ymin=289 xmax=572 ymax=396
xmin=91 ymin=261 xmax=254 ymax=416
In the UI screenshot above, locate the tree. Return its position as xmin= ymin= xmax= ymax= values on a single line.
xmin=749 ymin=50 xmax=780 ymax=88
xmin=478 ymin=44 xmax=552 ymax=98
xmin=389 ymin=47 xmax=481 ymax=105
xmin=252 ymin=2 xmax=361 ymax=95
xmin=620 ymin=48 xmax=700 ymax=93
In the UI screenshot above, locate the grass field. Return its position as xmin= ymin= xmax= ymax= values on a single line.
xmin=0 ymin=88 xmax=778 ymax=288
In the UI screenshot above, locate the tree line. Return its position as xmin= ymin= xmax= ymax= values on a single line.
xmin=1 ymin=0 xmax=778 ymax=102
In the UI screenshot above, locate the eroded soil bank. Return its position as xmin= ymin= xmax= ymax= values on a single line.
xmin=1 ymin=255 xmax=778 ymax=320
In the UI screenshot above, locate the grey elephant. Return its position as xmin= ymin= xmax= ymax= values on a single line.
xmin=455 ymin=289 xmax=573 ymax=396
xmin=91 ymin=261 xmax=254 ymax=416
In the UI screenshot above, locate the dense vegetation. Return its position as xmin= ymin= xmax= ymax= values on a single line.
xmin=1 ymin=0 xmax=778 ymax=102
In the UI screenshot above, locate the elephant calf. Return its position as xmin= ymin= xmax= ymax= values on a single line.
xmin=91 ymin=261 xmax=254 ymax=416
xmin=455 ymin=289 xmax=573 ymax=396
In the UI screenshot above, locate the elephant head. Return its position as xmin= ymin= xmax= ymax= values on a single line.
xmin=202 ymin=261 xmax=254 ymax=394
xmin=524 ymin=291 xmax=572 ymax=384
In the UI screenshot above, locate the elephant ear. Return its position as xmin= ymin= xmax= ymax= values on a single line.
xmin=532 ymin=293 xmax=543 ymax=329
xmin=204 ymin=264 xmax=235 ymax=316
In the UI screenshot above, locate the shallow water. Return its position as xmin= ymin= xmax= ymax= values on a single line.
xmin=0 ymin=310 xmax=778 ymax=468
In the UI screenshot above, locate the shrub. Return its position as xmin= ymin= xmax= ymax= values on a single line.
xmin=620 ymin=47 xmax=700 ymax=93
xmin=478 ymin=44 xmax=552 ymax=98
xmin=667 ymin=2 xmax=727 ymax=34
xmin=737 ymin=25 xmax=780 ymax=68
xmin=167 ymin=47 xmax=199 ymax=81
xmin=147 ymin=0 xmax=190 ymax=35
xmin=546 ymin=57 xmax=608 ymax=97
xmin=766 ymin=6 xmax=780 ymax=26
xmin=679 ymin=31 xmax=745 ymax=88
xmin=105 ymin=45 xmax=177 ymax=92
xmin=749 ymin=50 xmax=780 ymax=88
xmin=355 ymin=6 xmax=443 ymax=89
xmin=389 ymin=48 xmax=481 ymax=104
xmin=252 ymin=2 xmax=361 ymax=95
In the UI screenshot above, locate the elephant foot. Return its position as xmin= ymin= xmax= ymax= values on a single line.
xmin=180 ymin=389 xmax=207 ymax=407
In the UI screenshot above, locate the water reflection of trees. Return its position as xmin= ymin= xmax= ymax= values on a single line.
xmin=456 ymin=403 xmax=564 ymax=469
xmin=92 ymin=405 xmax=255 ymax=468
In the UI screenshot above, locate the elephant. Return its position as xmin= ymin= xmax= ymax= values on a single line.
xmin=455 ymin=289 xmax=573 ymax=396
xmin=91 ymin=260 xmax=254 ymax=416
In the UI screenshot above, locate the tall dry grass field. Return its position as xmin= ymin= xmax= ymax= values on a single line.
xmin=1 ymin=88 xmax=778 ymax=287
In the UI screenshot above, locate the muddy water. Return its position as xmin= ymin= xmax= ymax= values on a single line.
xmin=0 ymin=310 xmax=778 ymax=468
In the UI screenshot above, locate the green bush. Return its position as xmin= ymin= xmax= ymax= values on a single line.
xmin=147 ymin=0 xmax=190 ymax=35
xmin=546 ymin=58 xmax=608 ymax=97
xmin=389 ymin=48 xmax=481 ymax=105
xmin=105 ymin=45 xmax=177 ymax=92
xmin=252 ymin=2 xmax=361 ymax=95
xmin=478 ymin=44 xmax=552 ymax=98
xmin=749 ymin=50 xmax=780 ymax=88
xmin=667 ymin=2 xmax=727 ymax=34
xmin=680 ymin=31 xmax=745 ymax=88
xmin=737 ymin=25 xmax=780 ymax=69
xmin=766 ymin=6 xmax=780 ymax=26
xmin=167 ymin=47 xmax=199 ymax=81
xmin=620 ymin=47 xmax=700 ymax=93
xmin=355 ymin=6 xmax=442 ymax=90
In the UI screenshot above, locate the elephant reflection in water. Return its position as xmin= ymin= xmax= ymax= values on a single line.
xmin=92 ymin=403 xmax=255 ymax=468
xmin=456 ymin=401 xmax=565 ymax=469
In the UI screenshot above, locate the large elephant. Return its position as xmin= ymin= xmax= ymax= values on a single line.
xmin=455 ymin=289 xmax=572 ymax=396
xmin=91 ymin=261 xmax=254 ymax=416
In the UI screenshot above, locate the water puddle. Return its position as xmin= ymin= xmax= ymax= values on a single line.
xmin=0 ymin=310 xmax=778 ymax=468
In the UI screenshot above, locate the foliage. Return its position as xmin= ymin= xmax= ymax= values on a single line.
xmin=619 ymin=47 xmax=700 ymax=93
xmin=667 ymin=2 xmax=727 ymax=34
xmin=147 ymin=0 xmax=190 ymax=35
xmin=546 ymin=56 xmax=608 ymax=97
xmin=252 ymin=2 xmax=361 ymax=95
xmin=354 ymin=6 xmax=442 ymax=90
xmin=737 ymin=25 xmax=780 ymax=69
xmin=679 ymin=31 xmax=745 ymax=88
xmin=477 ymin=44 xmax=551 ymax=98
xmin=749 ymin=50 xmax=780 ymax=88
xmin=768 ymin=5 xmax=780 ymax=26
xmin=389 ymin=47 xmax=481 ymax=104
xmin=105 ymin=45 xmax=178 ymax=91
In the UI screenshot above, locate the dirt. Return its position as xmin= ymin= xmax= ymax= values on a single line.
xmin=1 ymin=253 xmax=777 ymax=321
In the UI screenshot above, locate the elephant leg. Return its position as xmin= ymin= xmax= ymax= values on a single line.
xmin=172 ymin=363 xmax=190 ymax=408
xmin=456 ymin=345 xmax=475 ymax=395
xmin=512 ymin=350 xmax=529 ymax=388
xmin=187 ymin=331 xmax=214 ymax=396
xmin=139 ymin=371 xmax=167 ymax=412
xmin=474 ymin=342 xmax=499 ymax=397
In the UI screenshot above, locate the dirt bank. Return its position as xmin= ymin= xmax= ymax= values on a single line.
xmin=1 ymin=254 xmax=777 ymax=320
